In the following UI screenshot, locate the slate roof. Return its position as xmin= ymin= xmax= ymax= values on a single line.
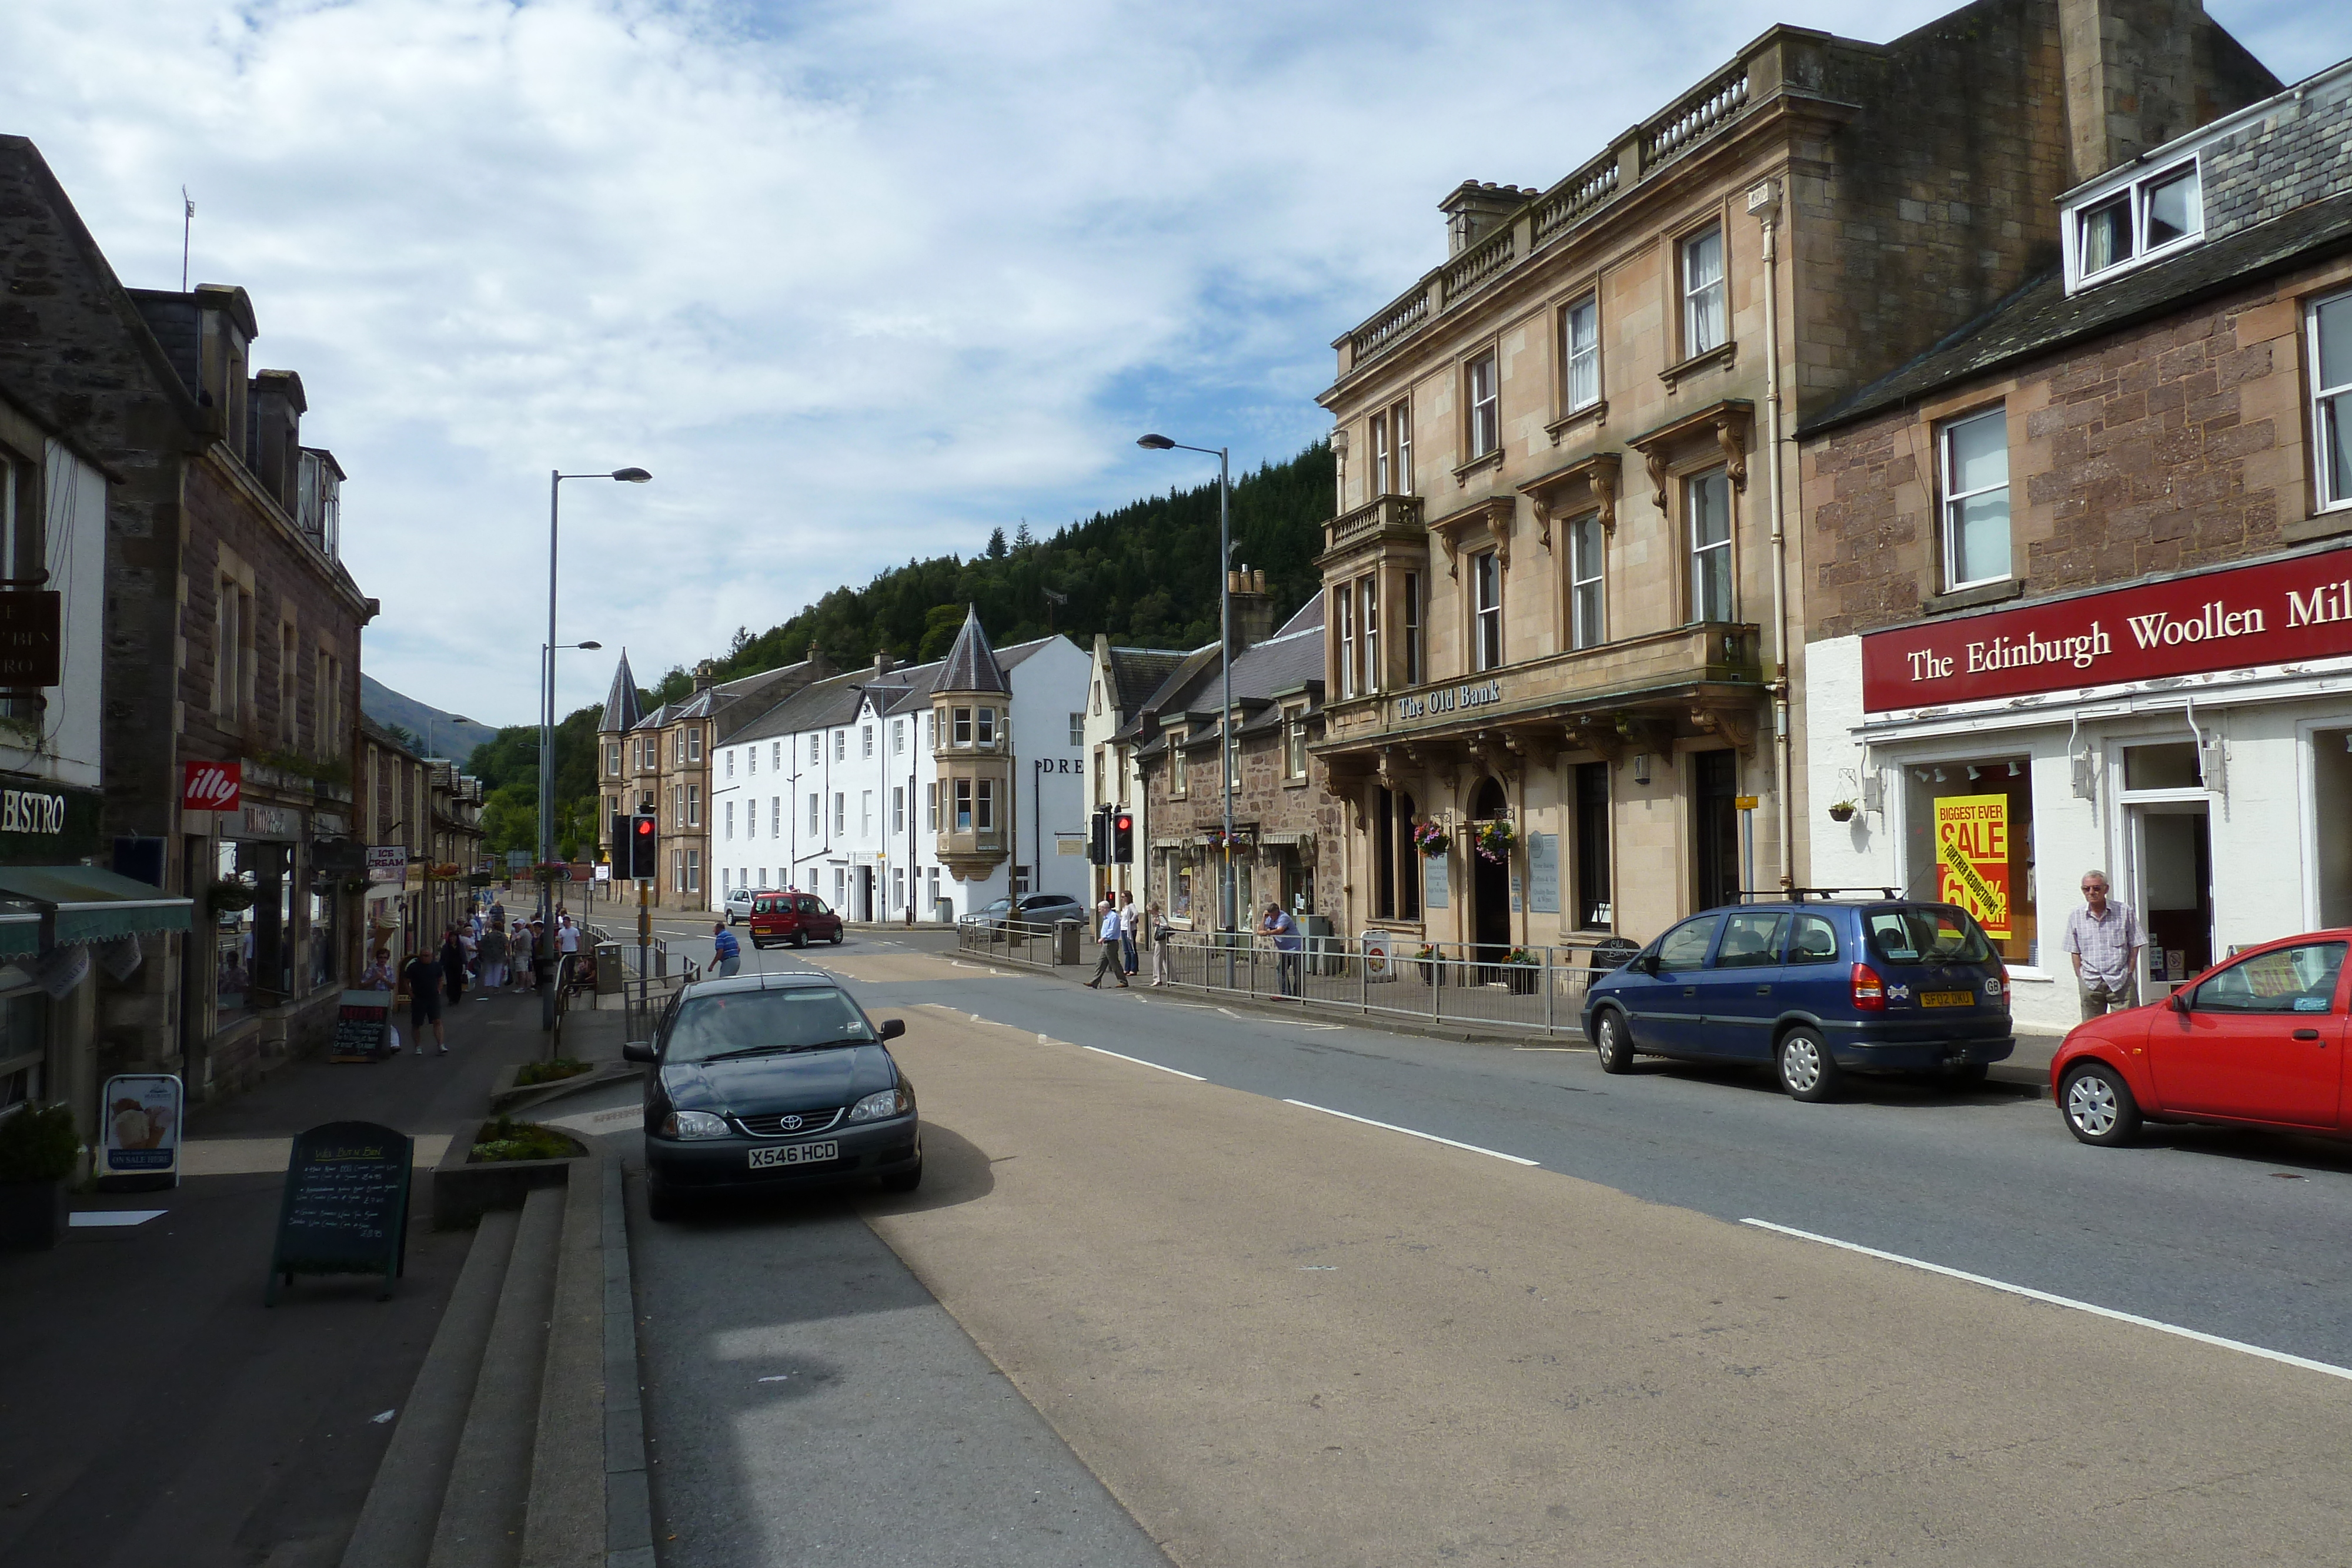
xmin=1804 ymin=187 xmax=2352 ymax=436
xmin=1104 ymin=646 xmax=1191 ymax=713
xmin=937 ymin=605 xmax=1010 ymax=695
xmin=1124 ymin=608 xmax=1327 ymax=760
xmin=599 ymin=650 xmax=643 ymax=733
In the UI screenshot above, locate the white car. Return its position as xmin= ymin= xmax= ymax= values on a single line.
xmin=723 ymin=888 xmax=761 ymax=925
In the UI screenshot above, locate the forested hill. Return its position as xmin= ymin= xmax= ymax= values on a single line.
xmin=648 ymin=440 xmax=1334 ymax=703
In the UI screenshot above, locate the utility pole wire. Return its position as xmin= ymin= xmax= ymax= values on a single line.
xmin=180 ymin=188 xmax=193 ymax=292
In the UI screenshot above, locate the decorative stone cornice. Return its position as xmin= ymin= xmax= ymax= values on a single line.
xmin=1427 ymin=496 xmax=1515 ymax=579
xmin=1518 ymin=452 xmax=1623 ymax=546
xmin=1629 ymin=398 xmax=1755 ymax=511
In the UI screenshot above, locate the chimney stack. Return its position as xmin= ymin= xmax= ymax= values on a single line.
xmin=1226 ymin=565 xmax=1278 ymax=655
xmin=873 ymin=649 xmax=895 ymax=679
xmin=692 ymin=659 xmax=715 ymax=694
xmin=1438 ymin=180 xmax=1537 ymax=257
xmin=2059 ymin=0 xmax=2206 ymax=182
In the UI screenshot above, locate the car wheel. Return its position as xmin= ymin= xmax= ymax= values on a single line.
xmin=646 ymin=1177 xmax=681 ymax=1222
xmin=793 ymin=931 xmax=807 ymax=949
xmin=1776 ymin=1027 xmax=1841 ymax=1102
xmin=878 ymin=1156 xmax=923 ymax=1195
xmin=1592 ymin=1008 xmax=1635 ymax=1074
xmin=830 ymin=928 xmax=844 ymax=945
xmin=2060 ymin=1062 xmax=2141 ymax=1146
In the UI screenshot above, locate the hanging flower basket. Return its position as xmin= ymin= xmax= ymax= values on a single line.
xmin=1828 ymin=800 xmax=1859 ymax=823
xmin=1411 ymin=820 xmax=1451 ymax=859
xmin=207 ymin=878 xmax=258 ymax=915
xmin=1472 ymin=818 xmax=1516 ymax=864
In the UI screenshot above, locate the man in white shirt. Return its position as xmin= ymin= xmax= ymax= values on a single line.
xmin=1117 ymin=891 xmax=1139 ymax=976
xmin=1086 ymin=899 xmax=1129 ymax=989
xmin=556 ymin=915 xmax=580 ymax=957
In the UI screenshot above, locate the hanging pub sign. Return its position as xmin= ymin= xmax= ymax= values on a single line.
xmin=0 ymin=590 xmax=61 ymax=688
xmin=365 ymin=845 xmax=407 ymax=884
xmin=1932 ymin=794 xmax=2012 ymax=940
xmin=1863 ymin=541 xmax=2352 ymax=711
xmin=265 ymin=1121 xmax=412 ymax=1304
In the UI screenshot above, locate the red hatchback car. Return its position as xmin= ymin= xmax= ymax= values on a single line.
xmin=2053 ymin=931 xmax=2348 ymax=1146
xmin=747 ymin=892 xmax=844 ymax=950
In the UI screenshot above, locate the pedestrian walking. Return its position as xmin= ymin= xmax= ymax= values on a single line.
xmin=360 ymin=944 xmax=401 ymax=1052
xmin=477 ymin=921 xmax=509 ymax=992
xmin=556 ymin=913 xmax=580 ymax=989
xmin=1259 ymin=901 xmax=1302 ymax=997
xmin=2062 ymin=870 xmax=2144 ymax=1019
xmin=439 ymin=927 xmax=467 ymax=1008
xmin=711 ymin=920 xmax=742 ymax=978
xmin=1117 ymin=891 xmax=1139 ymax=976
xmin=1148 ymin=902 xmax=1174 ymax=987
xmin=400 ymin=945 xmax=449 ymax=1055
xmin=1085 ymin=898 xmax=1129 ymax=988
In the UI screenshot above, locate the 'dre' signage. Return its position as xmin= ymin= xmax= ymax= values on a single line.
xmin=265 ymin=1121 xmax=412 ymax=1304
xmin=1861 ymin=544 xmax=2352 ymax=711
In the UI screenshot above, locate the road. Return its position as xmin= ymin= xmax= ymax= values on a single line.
xmin=590 ymin=918 xmax=2352 ymax=1565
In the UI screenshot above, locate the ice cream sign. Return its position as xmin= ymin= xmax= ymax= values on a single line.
xmin=1862 ymin=544 xmax=2352 ymax=711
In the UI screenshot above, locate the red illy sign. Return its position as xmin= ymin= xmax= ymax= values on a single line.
xmin=182 ymin=761 xmax=242 ymax=813
xmin=1862 ymin=543 xmax=2352 ymax=713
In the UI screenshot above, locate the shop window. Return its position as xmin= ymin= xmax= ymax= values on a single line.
xmin=2314 ymin=729 xmax=2352 ymax=927
xmin=1901 ymin=755 xmax=2037 ymax=965
xmin=216 ymin=839 xmax=253 ymax=1019
xmin=2122 ymin=742 xmax=2201 ymax=791
xmin=2309 ymin=290 xmax=2352 ymax=513
xmin=1574 ymin=760 xmax=1611 ymax=928
xmin=1171 ymin=852 xmax=1194 ymax=921
xmin=1939 ymin=407 xmax=2012 ymax=590
xmin=1686 ymin=470 xmax=1733 ymax=621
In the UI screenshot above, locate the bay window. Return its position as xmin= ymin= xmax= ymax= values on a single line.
xmin=1358 ymin=577 xmax=1380 ymax=694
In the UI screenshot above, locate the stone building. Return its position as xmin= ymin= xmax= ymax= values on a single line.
xmin=1311 ymin=0 xmax=2276 ymax=958
xmin=1800 ymin=52 xmax=2352 ymax=1033
xmin=0 ymin=137 xmax=376 ymax=1102
xmin=1131 ymin=590 xmax=1332 ymax=932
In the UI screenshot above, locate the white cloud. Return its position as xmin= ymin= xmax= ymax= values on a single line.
xmin=5 ymin=0 xmax=2344 ymax=726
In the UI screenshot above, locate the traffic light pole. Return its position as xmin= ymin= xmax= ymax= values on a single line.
xmin=637 ymin=876 xmax=651 ymax=1027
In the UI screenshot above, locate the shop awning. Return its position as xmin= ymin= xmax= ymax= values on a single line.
xmin=0 ymin=910 xmax=40 ymax=958
xmin=0 ymin=866 xmax=194 ymax=945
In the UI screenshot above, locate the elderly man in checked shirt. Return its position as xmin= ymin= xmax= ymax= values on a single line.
xmin=2061 ymin=869 xmax=2144 ymax=1019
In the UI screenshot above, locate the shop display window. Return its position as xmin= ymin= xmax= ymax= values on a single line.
xmin=216 ymin=841 xmax=253 ymax=1018
xmin=1902 ymin=755 xmax=2036 ymax=965
xmin=0 ymin=976 xmax=46 ymax=1111
xmin=2122 ymin=742 xmax=2201 ymax=791
xmin=2314 ymin=729 xmax=2352 ymax=928
xmin=1170 ymin=853 xmax=1194 ymax=921
xmin=310 ymin=887 xmax=338 ymax=991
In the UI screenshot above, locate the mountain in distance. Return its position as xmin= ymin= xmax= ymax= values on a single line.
xmin=359 ymin=673 xmax=503 ymax=765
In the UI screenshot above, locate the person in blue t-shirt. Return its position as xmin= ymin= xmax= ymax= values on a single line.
xmin=1260 ymin=902 xmax=1302 ymax=997
xmin=711 ymin=921 xmax=742 ymax=978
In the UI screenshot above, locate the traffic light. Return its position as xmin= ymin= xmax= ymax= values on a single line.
xmin=1087 ymin=805 xmax=1111 ymax=865
xmin=1112 ymin=809 xmax=1134 ymax=864
xmin=627 ymin=813 xmax=659 ymax=880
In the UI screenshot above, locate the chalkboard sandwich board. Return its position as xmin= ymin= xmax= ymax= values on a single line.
xmin=332 ymin=989 xmax=395 ymax=1063
xmin=266 ymin=1121 xmax=412 ymax=1304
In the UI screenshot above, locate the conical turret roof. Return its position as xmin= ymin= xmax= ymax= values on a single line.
xmin=936 ymin=606 xmax=1010 ymax=696
xmin=599 ymin=650 xmax=643 ymax=733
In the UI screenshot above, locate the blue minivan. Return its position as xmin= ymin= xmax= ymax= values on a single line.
xmin=1581 ymin=898 xmax=2013 ymax=1100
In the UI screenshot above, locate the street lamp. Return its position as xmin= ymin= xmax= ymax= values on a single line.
xmin=1138 ymin=433 xmax=1235 ymax=982
xmin=543 ymin=468 xmax=649 ymax=1031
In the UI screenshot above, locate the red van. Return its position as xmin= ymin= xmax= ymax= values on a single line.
xmin=749 ymin=892 xmax=845 ymax=949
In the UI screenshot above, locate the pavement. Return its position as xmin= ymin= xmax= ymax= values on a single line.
xmin=0 ymin=978 xmax=561 ymax=1568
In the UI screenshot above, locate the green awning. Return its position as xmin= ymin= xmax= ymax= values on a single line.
xmin=0 ymin=866 xmax=194 ymax=945
xmin=0 ymin=910 xmax=39 ymax=958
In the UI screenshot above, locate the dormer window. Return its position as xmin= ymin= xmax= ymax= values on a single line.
xmin=2070 ymin=160 xmax=2201 ymax=288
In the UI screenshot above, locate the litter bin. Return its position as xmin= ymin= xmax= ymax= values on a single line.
xmin=1054 ymin=918 xmax=1083 ymax=967
xmin=594 ymin=941 xmax=622 ymax=995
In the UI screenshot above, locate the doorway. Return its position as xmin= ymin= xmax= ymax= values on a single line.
xmin=858 ymin=866 xmax=876 ymax=923
xmin=1470 ymin=777 xmax=1511 ymax=966
xmin=1693 ymin=750 xmax=1740 ymax=911
xmin=2130 ymin=804 xmax=2211 ymax=988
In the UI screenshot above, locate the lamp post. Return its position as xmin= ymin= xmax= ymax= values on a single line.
xmin=543 ymin=466 xmax=647 ymax=1032
xmin=1137 ymin=433 xmax=1234 ymax=985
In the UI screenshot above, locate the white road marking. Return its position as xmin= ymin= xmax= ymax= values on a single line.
xmin=1081 ymin=1045 xmax=1205 ymax=1081
xmin=1512 ymin=1047 xmax=1579 ymax=1052
xmin=1742 ymin=1218 xmax=2352 ymax=1383
xmin=1217 ymin=1007 xmax=1341 ymax=1031
xmin=1282 ymin=1101 xmax=1539 ymax=1166
xmin=1134 ymin=998 xmax=1214 ymax=1010
xmin=70 ymin=1210 xmax=166 ymax=1228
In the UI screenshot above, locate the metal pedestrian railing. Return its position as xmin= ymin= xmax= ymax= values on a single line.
xmin=958 ymin=918 xmax=1638 ymax=1039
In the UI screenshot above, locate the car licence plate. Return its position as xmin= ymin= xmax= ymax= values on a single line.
xmin=1921 ymin=991 xmax=1975 ymax=1008
xmin=748 ymin=1141 xmax=837 ymax=1169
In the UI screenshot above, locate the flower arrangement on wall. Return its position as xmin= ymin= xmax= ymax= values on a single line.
xmin=1411 ymin=819 xmax=1451 ymax=858
xmin=1472 ymin=818 xmax=1516 ymax=864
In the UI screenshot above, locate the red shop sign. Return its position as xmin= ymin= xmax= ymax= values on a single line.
xmin=1862 ymin=544 xmax=2352 ymax=713
xmin=182 ymin=760 xmax=242 ymax=813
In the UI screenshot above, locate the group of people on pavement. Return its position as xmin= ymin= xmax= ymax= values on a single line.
xmin=1085 ymin=890 xmax=1308 ymax=994
xmin=351 ymin=895 xmax=587 ymax=1056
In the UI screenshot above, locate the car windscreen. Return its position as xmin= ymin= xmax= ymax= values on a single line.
xmin=664 ymin=988 xmax=874 ymax=1063
xmin=1863 ymin=905 xmax=1996 ymax=967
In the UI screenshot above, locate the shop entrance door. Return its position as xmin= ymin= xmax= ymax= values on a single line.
xmin=1471 ymin=778 xmax=1511 ymax=969
xmin=1693 ymin=750 xmax=1740 ymax=912
xmin=2129 ymin=804 xmax=2213 ymax=990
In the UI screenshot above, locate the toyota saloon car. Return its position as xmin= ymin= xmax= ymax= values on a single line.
xmin=747 ymin=891 xmax=844 ymax=948
xmin=1582 ymin=897 xmax=2013 ymax=1100
xmin=627 ymin=971 xmax=921 ymax=1219
xmin=2052 ymin=931 xmax=2349 ymax=1148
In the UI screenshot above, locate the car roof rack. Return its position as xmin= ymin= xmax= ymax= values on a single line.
xmin=1736 ymin=886 xmax=1905 ymax=902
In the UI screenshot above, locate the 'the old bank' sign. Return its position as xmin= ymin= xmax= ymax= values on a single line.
xmin=1397 ymin=678 xmax=1504 ymax=723
xmin=1862 ymin=544 xmax=2352 ymax=712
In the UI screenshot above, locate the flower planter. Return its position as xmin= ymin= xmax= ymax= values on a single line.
xmin=1828 ymin=805 xmax=1857 ymax=823
xmin=1416 ymin=959 xmax=1445 ymax=987
xmin=0 ymin=1179 xmax=66 ymax=1251
xmin=1503 ymin=964 xmax=1537 ymax=995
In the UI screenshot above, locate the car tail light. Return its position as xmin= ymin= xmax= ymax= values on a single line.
xmin=1851 ymin=962 xmax=1887 ymax=1011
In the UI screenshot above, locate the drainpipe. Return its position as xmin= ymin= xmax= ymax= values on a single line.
xmin=1752 ymin=178 xmax=1795 ymax=891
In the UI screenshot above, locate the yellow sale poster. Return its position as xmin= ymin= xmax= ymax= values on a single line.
xmin=1933 ymin=794 xmax=2012 ymax=938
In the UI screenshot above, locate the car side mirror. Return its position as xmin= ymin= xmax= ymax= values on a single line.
xmin=878 ymin=1018 xmax=906 ymax=1041
xmin=1637 ymin=952 xmax=1659 ymax=976
xmin=623 ymin=1041 xmax=657 ymax=1064
xmin=2169 ymin=989 xmax=2190 ymax=1016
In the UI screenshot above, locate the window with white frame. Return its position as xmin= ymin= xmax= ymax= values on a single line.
xmin=926 ymin=711 xmax=937 ymax=750
xmin=607 ymin=742 xmax=620 ymax=777
xmin=772 ymin=741 xmax=781 ymax=770
xmin=1681 ymin=226 xmax=1726 ymax=356
xmin=1371 ymin=407 xmax=1393 ymax=494
xmin=1467 ymin=352 xmax=1500 ymax=459
xmin=976 ymin=783 xmax=995 ymax=830
xmin=1569 ymin=511 xmax=1605 ymax=650
xmin=861 ymin=724 xmax=873 ymax=758
xmin=809 ymin=734 xmax=820 ymax=763
xmin=1563 ymin=293 xmax=1600 ymax=412
xmin=833 ymin=729 xmax=845 ymax=761
xmin=687 ymin=726 xmax=703 ymax=762
xmin=687 ymin=785 xmax=701 ymax=827
xmin=1359 ymin=576 xmax=1380 ymax=694
xmin=952 ymin=707 xmax=971 ymax=745
xmin=747 ymin=745 xmax=757 ymax=775
xmin=725 ymin=800 xmax=734 ymax=840
xmin=686 ymin=850 xmax=700 ymax=894
xmin=892 ymin=785 xmax=904 ymax=832
xmin=2073 ymin=160 xmax=2201 ymax=286
xmin=1939 ymin=407 xmax=2013 ymax=589
xmin=860 ymin=790 xmax=873 ymax=835
xmin=953 ymin=778 xmax=973 ymax=830
xmin=1391 ymin=397 xmax=1412 ymax=489
xmin=893 ymin=718 xmax=905 ymax=755
xmin=1171 ymin=730 xmax=1188 ymax=796
xmin=746 ymin=795 xmax=756 ymax=838
xmin=977 ymin=707 xmax=997 ymax=745
xmin=1068 ymin=712 xmax=1083 ymax=747
xmin=1472 ymin=550 xmax=1503 ymax=671
xmin=833 ymin=792 xmax=844 ymax=834
xmin=1686 ymin=469 xmax=1734 ymax=621
xmin=1335 ymin=586 xmax=1357 ymax=699
xmin=1285 ymin=709 xmax=1308 ymax=778
xmin=770 ymin=797 xmax=779 ymax=835
xmin=2311 ymin=290 xmax=2352 ymax=513
xmin=926 ymin=781 xmax=938 ymax=831
xmin=808 ymin=793 xmax=819 ymax=835
xmin=725 ymin=750 xmax=734 ymax=778
xmin=1402 ymin=571 xmax=1422 ymax=685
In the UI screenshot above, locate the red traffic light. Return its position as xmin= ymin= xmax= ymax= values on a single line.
xmin=1114 ymin=813 xmax=1132 ymax=832
xmin=634 ymin=818 xmax=654 ymax=836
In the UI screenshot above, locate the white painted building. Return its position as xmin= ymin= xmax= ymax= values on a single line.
xmin=1080 ymin=635 xmax=1199 ymax=906
xmin=706 ymin=618 xmax=1094 ymax=921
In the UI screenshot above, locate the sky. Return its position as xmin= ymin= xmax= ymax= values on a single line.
xmin=6 ymin=0 xmax=2348 ymax=728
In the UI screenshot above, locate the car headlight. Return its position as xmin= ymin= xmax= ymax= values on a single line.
xmin=847 ymin=1087 xmax=911 ymax=1122
xmin=660 ymin=1109 xmax=731 ymax=1139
